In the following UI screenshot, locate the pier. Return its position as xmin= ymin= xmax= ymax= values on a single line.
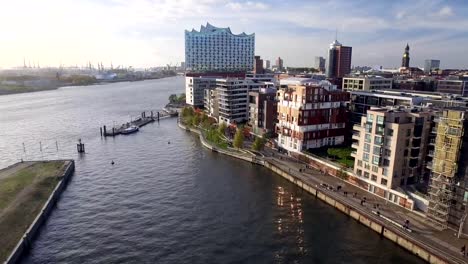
xmin=101 ymin=109 xmax=178 ymax=137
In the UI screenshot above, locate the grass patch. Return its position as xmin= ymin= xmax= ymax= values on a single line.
xmin=305 ymin=146 xmax=355 ymax=168
xmin=0 ymin=161 xmax=66 ymax=262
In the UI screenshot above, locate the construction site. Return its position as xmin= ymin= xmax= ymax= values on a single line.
xmin=427 ymin=108 xmax=468 ymax=234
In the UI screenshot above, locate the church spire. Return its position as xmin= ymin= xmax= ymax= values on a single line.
xmin=402 ymin=43 xmax=410 ymax=68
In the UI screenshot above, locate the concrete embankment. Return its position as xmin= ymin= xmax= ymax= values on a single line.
xmin=4 ymin=160 xmax=75 ymax=264
xmin=179 ymin=123 xmax=462 ymax=264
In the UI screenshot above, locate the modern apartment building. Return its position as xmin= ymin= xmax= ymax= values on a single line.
xmin=185 ymin=23 xmax=254 ymax=72
xmin=215 ymin=78 xmax=250 ymax=124
xmin=185 ymin=76 xmax=217 ymax=107
xmin=437 ymin=79 xmax=468 ymax=96
xmin=352 ymin=107 xmax=433 ymax=207
xmin=204 ymin=88 xmax=219 ymax=119
xmin=276 ymin=81 xmax=349 ymax=152
xmin=427 ymin=108 xmax=468 ymax=230
xmin=343 ymin=75 xmax=392 ymax=91
xmin=265 ymin=60 xmax=271 ymax=69
xmin=326 ymin=39 xmax=352 ymax=79
xmin=248 ymin=86 xmax=277 ymax=136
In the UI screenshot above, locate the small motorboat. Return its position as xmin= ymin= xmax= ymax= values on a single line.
xmin=121 ymin=125 xmax=139 ymax=135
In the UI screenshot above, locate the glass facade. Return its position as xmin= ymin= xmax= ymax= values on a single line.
xmin=185 ymin=23 xmax=255 ymax=72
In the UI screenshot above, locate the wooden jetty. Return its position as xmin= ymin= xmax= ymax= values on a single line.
xmin=100 ymin=109 xmax=178 ymax=137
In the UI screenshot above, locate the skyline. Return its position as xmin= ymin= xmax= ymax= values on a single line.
xmin=1 ymin=0 xmax=468 ymax=69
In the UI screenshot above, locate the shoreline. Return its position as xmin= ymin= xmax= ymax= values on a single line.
xmin=1 ymin=160 xmax=75 ymax=264
xmin=178 ymin=121 xmax=466 ymax=264
xmin=0 ymin=75 xmax=178 ymax=96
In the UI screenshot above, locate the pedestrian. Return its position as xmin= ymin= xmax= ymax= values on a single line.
xmin=360 ymin=200 xmax=364 ymax=206
xmin=461 ymin=245 xmax=466 ymax=256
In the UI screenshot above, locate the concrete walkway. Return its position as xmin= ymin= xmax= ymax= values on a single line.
xmin=261 ymin=149 xmax=468 ymax=264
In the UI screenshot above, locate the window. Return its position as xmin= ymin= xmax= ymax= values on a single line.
xmin=381 ymin=178 xmax=388 ymax=185
xmin=372 ymin=166 xmax=378 ymax=172
xmin=364 ymin=163 xmax=371 ymax=170
xmin=365 ymin=123 xmax=372 ymax=133
xmin=372 ymin=156 xmax=380 ymax=165
xmin=357 ymin=169 xmax=362 ymax=176
xmin=374 ymin=136 xmax=383 ymax=145
xmin=364 ymin=172 xmax=370 ymax=179
xmin=357 ymin=160 xmax=363 ymax=167
xmin=382 ymin=167 xmax=389 ymax=176
xmin=405 ymin=139 xmax=410 ymax=147
xmin=363 ymin=153 xmax=370 ymax=162
xmin=373 ymin=146 xmax=381 ymax=155
xmin=371 ymin=175 xmax=377 ymax=181
xmin=365 ymin=134 xmax=372 ymax=143
xmin=364 ymin=143 xmax=371 ymax=152
xmin=377 ymin=116 xmax=384 ymax=124
xmin=406 ymin=129 xmax=411 ymax=137
xmin=367 ymin=114 xmax=374 ymax=122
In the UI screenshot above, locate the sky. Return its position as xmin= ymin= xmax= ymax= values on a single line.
xmin=1 ymin=0 xmax=468 ymax=69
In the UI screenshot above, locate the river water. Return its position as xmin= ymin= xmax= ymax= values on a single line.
xmin=0 ymin=76 xmax=424 ymax=263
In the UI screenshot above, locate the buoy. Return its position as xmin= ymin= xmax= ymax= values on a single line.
xmin=111 ymin=160 xmax=115 ymax=165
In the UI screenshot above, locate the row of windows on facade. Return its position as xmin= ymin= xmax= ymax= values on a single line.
xmin=186 ymin=37 xmax=253 ymax=43
xmin=356 ymin=168 xmax=388 ymax=186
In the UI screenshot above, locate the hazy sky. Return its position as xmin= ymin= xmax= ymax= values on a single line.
xmin=1 ymin=0 xmax=468 ymax=69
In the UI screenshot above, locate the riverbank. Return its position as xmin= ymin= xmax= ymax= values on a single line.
xmin=0 ymin=160 xmax=75 ymax=263
xmin=179 ymin=122 xmax=467 ymax=264
xmin=0 ymin=74 xmax=178 ymax=96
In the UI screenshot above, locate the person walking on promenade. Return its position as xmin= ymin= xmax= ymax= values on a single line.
xmin=461 ymin=245 xmax=466 ymax=256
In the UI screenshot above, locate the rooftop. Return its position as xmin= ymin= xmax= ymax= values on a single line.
xmin=186 ymin=22 xmax=254 ymax=37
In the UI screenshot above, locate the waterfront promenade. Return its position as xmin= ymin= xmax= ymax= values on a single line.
xmin=179 ymin=122 xmax=467 ymax=264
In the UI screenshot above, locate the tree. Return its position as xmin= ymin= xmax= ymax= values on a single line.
xmin=233 ymin=128 xmax=244 ymax=149
xmin=177 ymin=93 xmax=186 ymax=103
xmin=192 ymin=113 xmax=201 ymax=126
xmin=252 ymin=136 xmax=266 ymax=151
xmin=169 ymin=94 xmax=178 ymax=103
xmin=218 ymin=122 xmax=227 ymax=135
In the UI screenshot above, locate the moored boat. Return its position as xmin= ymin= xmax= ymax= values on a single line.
xmin=121 ymin=125 xmax=139 ymax=135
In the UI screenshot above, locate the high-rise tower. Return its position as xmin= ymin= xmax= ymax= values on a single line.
xmin=326 ymin=39 xmax=352 ymax=79
xmin=402 ymin=43 xmax=410 ymax=68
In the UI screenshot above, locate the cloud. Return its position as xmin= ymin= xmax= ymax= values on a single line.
xmin=0 ymin=0 xmax=467 ymax=69
xmin=436 ymin=6 xmax=453 ymax=17
xmin=226 ymin=1 xmax=269 ymax=11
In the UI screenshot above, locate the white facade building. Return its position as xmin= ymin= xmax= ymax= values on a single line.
xmin=185 ymin=76 xmax=217 ymax=107
xmin=185 ymin=23 xmax=255 ymax=72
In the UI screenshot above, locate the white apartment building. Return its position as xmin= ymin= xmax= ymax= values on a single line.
xmin=185 ymin=76 xmax=217 ymax=107
xmin=351 ymin=107 xmax=433 ymax=208
xmin=216 ymin=79 xmax=250 ymax=124
xmin=343 ymin=75 xmax=393 ymax=91
xmin=185 ymin=23 xmax=255 ymax=72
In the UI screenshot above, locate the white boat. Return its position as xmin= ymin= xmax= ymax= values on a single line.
xmin=121 ymin=125 xmax=139 ymax=135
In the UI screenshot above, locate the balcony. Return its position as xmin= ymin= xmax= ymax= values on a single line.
xmin=428 ymin=150 xmax=434 ymax=157
xmin=429 ymin=139 xmax=435 ymax=145
xmin=352 ymin=132 xmax=360 ymax=141
xmin=351 ymin=143 xmax=359 ymax=149
xmin=426 ymin=162 xmax=433 ymax=169
xmin=351 ymin=151 xmax=357 ymax=158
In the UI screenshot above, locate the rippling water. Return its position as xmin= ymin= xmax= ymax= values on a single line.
xmin=0 ymin=77 xmax=423 ymax=263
